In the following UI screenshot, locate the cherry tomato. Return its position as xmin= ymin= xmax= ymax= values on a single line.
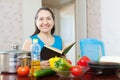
xmin=70 ymin=65 xmax=83 ymax=76
xmin=17 ymin=66 xmax=30 ymax=76
xmin=77 ymin=56 xmax=91 ymax=67
xmin=67 ymin=59 xmax=72 ymax=64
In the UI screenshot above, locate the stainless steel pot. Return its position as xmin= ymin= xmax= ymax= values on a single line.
xmin=0 ymin=45 xmax=30 ymax=73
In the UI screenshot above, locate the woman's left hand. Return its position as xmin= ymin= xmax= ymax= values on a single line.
xmin=40 ymin=60 xmax=50 ymax=69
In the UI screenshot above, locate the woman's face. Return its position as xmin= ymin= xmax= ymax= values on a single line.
xmin=36 ymin=10 xmax=54 ymax=34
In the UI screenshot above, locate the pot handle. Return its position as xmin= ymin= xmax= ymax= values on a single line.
xmin=12 ymin=44 xmax=19 ymax=50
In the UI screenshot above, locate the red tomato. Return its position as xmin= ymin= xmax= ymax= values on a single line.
xmin=77 ymin=56 xmax=91 ymax=67
xmin=17 ymin=66 xmax=30 ymax=76
xmin=70 ymin=65 xmax=83 ymax=76
xmin=67 ymin=59 xmax=72 ymax=64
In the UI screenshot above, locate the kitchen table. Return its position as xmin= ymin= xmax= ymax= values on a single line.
xmin=0 ymin=72 xmax=120 ymax=80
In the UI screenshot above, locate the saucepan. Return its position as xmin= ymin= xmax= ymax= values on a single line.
xmin=0 ymin=45 xmax=30 ymax=73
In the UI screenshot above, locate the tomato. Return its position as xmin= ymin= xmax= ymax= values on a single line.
xmin=70 ymin=65 xmax=83 ymax=76
xmin=77 ymin=56 xmax=91 ymax=67
xmin=67 ymin=59 xmax=72 ymax=64
xmin=17 ymin=66 xmax=30 ymax=76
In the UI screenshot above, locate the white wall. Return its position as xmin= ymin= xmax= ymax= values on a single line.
xmin=22 ymin=0 xmax=42 ymax=42
xmin=101 ymin=0 xmax=120 ymax=56
xmin=60 ymin=3 xmax=76 ymax=65
xmin=0 ymin=0 xmax=22 ymax=50
xmin=75 ymin=0 xmax=87 ymax=62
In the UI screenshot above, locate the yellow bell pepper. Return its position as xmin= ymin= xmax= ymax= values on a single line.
xmin=49 ymin=57 xmax=71 ymax=72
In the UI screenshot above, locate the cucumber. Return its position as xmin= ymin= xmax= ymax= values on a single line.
xmin=33 ymin=68 xmax=56 ymax=78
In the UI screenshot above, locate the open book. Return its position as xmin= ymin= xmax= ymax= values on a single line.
xmin=40 ymin=42 xmax=76 ymax=60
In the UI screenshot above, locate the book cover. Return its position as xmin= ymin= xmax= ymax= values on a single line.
xmin=40 ymin=42 xmax=76 ymax=60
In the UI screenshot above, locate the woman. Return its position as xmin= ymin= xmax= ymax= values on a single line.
xmin=21 ymin=7 xmax=63 ymax=69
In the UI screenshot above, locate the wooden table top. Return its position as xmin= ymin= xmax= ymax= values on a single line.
xmin=0 ymin=72 xmax=119 ymax=80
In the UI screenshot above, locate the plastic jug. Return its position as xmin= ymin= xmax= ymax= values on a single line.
xmin=79 ymin=38 xmax=105 ymax=62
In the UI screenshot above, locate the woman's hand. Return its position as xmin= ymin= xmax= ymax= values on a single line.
xmin=40 ymin=60 xmax=50 ymax=69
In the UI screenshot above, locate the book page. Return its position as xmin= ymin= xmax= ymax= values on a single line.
xmin=44 ymin=45 xmax=62 ymax=54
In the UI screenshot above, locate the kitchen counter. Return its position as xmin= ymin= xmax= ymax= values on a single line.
xmin=0 ymin=72 xmax=119 ymax=80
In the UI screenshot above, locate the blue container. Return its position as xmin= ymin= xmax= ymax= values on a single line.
xmin=79 ymin=38 xmax=105 ymax=62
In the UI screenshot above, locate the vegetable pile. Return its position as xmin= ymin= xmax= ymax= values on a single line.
xmin=17 ymin=56 xmax=91 ymax=78
xmin=33 ymin=56 xmax=91 ymax=77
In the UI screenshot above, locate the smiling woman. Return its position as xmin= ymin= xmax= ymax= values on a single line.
xmin=21 ymin=7 xmax=64 ymax=70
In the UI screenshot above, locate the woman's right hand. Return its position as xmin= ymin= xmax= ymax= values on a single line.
xmin=40 ymin=60 xmax=50 ymax=69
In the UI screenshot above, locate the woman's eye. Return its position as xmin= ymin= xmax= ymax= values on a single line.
xmin=39 ymin=18 xmax=43 ymax=21
xmin=47 ymin=17 xmax=52 ymax=20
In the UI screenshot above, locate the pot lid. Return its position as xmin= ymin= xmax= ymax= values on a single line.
xmin=0 ymin=49 xmax=30 ymax=54
xmin=0 ymin=44 xmax=30 ymax=54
